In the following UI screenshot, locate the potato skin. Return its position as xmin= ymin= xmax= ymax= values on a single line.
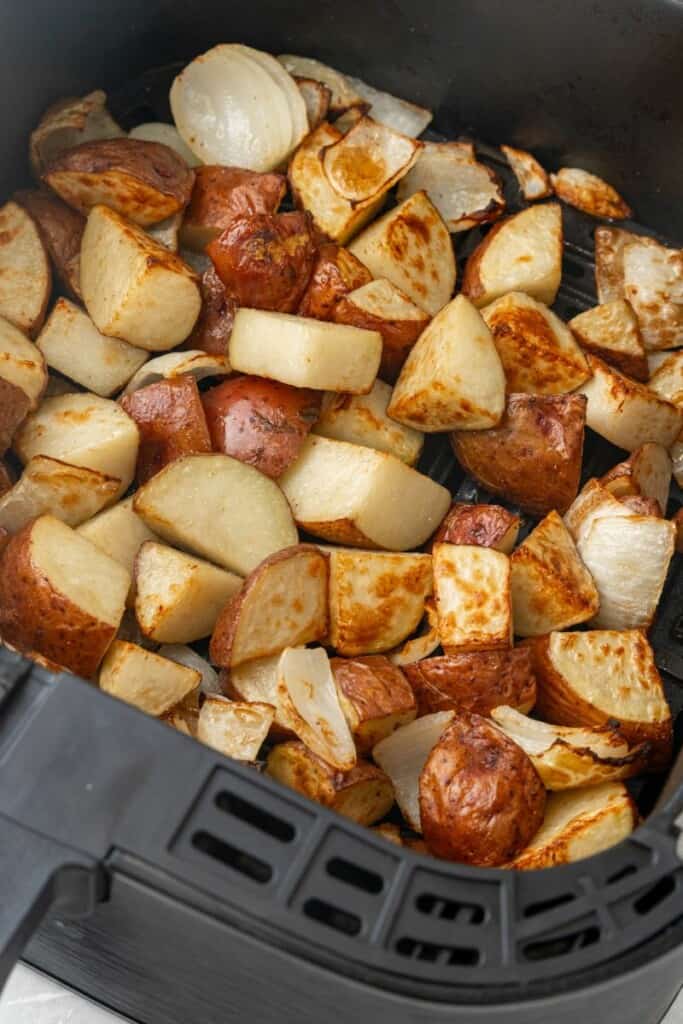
xmin=333 ymin=293 xmax=427 ymax=383
xmin=404 ymin=648 xmax=536 ymax=717
xmin=202 ymin=376 xmax=321 ymax=479
xmin=298 ymin=243 xmax=372 ymax=320
xmin=331 ymin=654 xmax=417 ymax=751
xmin=431 ymin=502 xmax=519 ymax=551
xmin=419 ymin=713 xmax=546 ymax=865
xmin=451 ymin=393 xmax=586 ymax=516
xmin=15 ymin=189 xmax=85 ymax=299
xmin=187 ymin=267 xmax=237 ymax=356
xmin=182 ymin=165 xmax=286 ymax=248
xmin=0 ymin=377 xmax=31 ymax=454
xmin=120 ymin=375 xmax=211 ymax=484
xmin=207 ymin=211 xmax=319 ymax=313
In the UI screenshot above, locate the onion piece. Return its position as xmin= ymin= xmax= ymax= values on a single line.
xmin=158 ymin=644 xmax=220 ymax=695
xmin=550 ymin=167 xmax=632 ymax=220
xmin=234 ymin=44 xmax=308 ymax=157
xmin=129 ymin=122 xmax=201 ymax=166
xmin=122 ymin=350 xmax=231 ymax=396
xmin=373 ymin=712 xmax=454 ymax=831
xmin=344 ymin=75 xmax=432 ymax=138
xmin=491 ymin=706 xmax=629 ymax=759
xmin=322 ymin=116 xmax=422 ymax=203
xmin=294 ymin=77 xmax=331 ymax=130
xmin=278 ymin=55 xmax=365 ymax=115
xmin=277 ymin=647 xmax=356 ymax=770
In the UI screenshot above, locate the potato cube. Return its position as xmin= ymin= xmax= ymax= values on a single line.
xmin=0 ymin=315 xmax=47 ymax=409
xmin=0 ymin=455 xmax=119 ymax=534
xmin=568 ymin=300 xmax=648 ymax=381
xmin=197 ymin=698 xmax=274 ymax=761
xmin=99 ymin=640 xmax=199 ymax=716
xmin=433 ymin=542 xmax=512 ymax=652
xmin=313 ymin=380 xmax=424 ymax=465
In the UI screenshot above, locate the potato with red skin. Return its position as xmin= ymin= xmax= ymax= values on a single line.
xmin=180 ymin=165 xmax=286 ymax=251
xmin=404 ymin=648 xmax=536 ymax=717
xmin=202 ymin=376 xmax=321 ymax=479
xmin=0 ymin=377 xmax=31 ymax=454
xmin=120 ymin=375 xmax=211 ymax=484
xmin=207 ymin=211 xmax=319 ymax=313
xmin=419 ymin=713 xmax=546 ymax=865
xmin=186 ymin=267 xmax=237 ymax=356
xmin=298 ymin=243 xmax=373 ymax=321
xmin=331 ymin=655 xmax=417 ymax=752
xmin=15 ymin=189 xmax=85 ymax=299
xmin=431 ymin=502 xmax=520 ymax=553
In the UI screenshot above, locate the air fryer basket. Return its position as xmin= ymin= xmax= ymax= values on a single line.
xmin=0 ymin=3 xmax=682 ymax=1023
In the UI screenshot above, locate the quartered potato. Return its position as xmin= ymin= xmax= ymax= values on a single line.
xmin=267 ymin=741 xmax=394 ymax=826
xmin=29 ymin=90 xmax=124 ymax=178
xmin=326 ymin=546 xmax=433 ymax=655
xmin=0 ymin=201 xmax=51 ymax=336
xmin=210 ymin=545 xmax=327 ymax=668
xmin=0 ymin=514 xmax=129 ymax=677
xmin=510 ymin=511 xmax=599 ymax=637
xmin=568 ymin=300 xmax=648 ymax=381
xmin=397 ymin=142 xmax=505 ymax=232
xmin=0 ymin=315 xmax=47 ymax=409
xmin=99 ymin=640 xmax=199 ymax=715
xmin=507 ymin=783 xmax=638 ymax=869
xmin=349 ymin=190 xmax=455 ymax=315
xmin=622 ymin=239 xmax=683 ymax=350
xmin=313 ymin=380 xmax=424 ymax=466
xmin=181 ymin=164 xmax=286 ymax=252
xmin=15 ymin=189 xmax=85 ymax=299
xmin=461 ymin=202 xmax=563 ymax=308
xmin=431 ymin=502 xmax=519 ymax=554
xmin=78 ymin=496 xmax=157 ymax=606
xmin=321 ymin=115 xmax=422 ymax=203
xmin=298 ymin=243 xmax=372 ymax=321
xmin=0 ymin=456 xmax=119 ymax=534
xmin=279 ymin=435 xmax=450 ymax=550
xmin=500 ymin=145 xmax=552 ymax=201
xmin=388 ymin=295 xmax=505 ymax=431
xmin=451 ymin=393 xmax=586 ymax=516
xmin=188 ymin=267 xmax=237 ymax=356
xmin=594 ymin=226 xmax=640 ymax=303
xmin=482 ymin=291 xmax=590 ymax=395
xmin=550 ymin=167 xmax=631 ymax=219
xmin=600 ymin=443 xmax=672 ymax=515
xmin=331 ymin=655 xmax=417 ymax=752
xmin=197 ymin=698 xmax=274 ymax=761
xmin=433 ymin=543 xmax=512 ymax=652
xmin=404 ymin=646 xmax=536 ymax=717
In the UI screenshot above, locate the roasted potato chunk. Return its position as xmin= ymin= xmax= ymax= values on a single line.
xmin=0 ymin=378 xmax=30 ymax=456
xmin=623 ymin=238 xmax=683 ymax=351
xmin=197 ymin=698 xmax=274 ymax=761
xmin=431 ymin=502 xmax=519 ymax=554
xmin=0 ymin=200 xmax=51 ymax=337
xmin=187 ymin=267 xmax=237 ymax=356
xmin=29 ymin=90 xmax=124 ymax=178
xmin=313 ymin=381 xmax=424 ymax=466
xmin=99 ymin=640 xmax=199 ymax=716
xmin=600 ymin=443 xmax=672 ymax=515
xmin=451 ymin=393 xmax=586 ymax=516
xmin=0 ymin=315 xmax=47 ymax=409
xmin=15 ymin=189 xmax=85 ymax=299
xmin=568 ymin=300 xmax=648 ymax=382
xmin=0 ymin=456 xmax=119 ymax=534
xmin=500 ymin=145 xmax=552 ymax=201
xmin=404 ymin=647 xmax=536 ymax=717
xmin=331 ymin=655 xmax=416 ymax=752
xmin=77 ymin=496 xmax=157 ymax=605
xmin=321 ymin=115 xmax=422 ymax=204
xmin=297 ymin=243 xmax=372 ymax=321
xmin=594 ymin=226 xmax=638 ymax=303
xmin=433 ymin=543 xmax=512 ymax=653
xmin=550 ymin=167 xmax=631 ymax=219
xmin=180 ymin=165 xmax=286 ymax=251
xmin=220 ymin=655 xmax=292 ymax=738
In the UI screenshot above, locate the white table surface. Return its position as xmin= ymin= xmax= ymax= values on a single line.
xmin=2 ymin=963 xmax=683 ymax=1024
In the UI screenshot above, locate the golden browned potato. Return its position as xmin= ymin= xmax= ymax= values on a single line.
xmin=210 ymin=545 xmax=327 ymax=668
xmin=620 ymin=494 xmax=663 ymax=516
xmin=418 ymin=713 xmax=546 ymax=865
xmin=186 ymin=267 xmax=237 ymax=356
xmin=403 ymin=647 xmax=536 ymax=717
xmin=0 ymin=201 xmax=51 ymax=337
xmin=207 ymin=211 xmax=319 ymax=313
xmin=180 ymin=165 xmax=286 ymax=251
xmin=451 ymin=393 xmax=586 ymax=516
xmin=297 ymin=243 xmax=372 ymax=321
xmin=160 ymin=684 xmax=201 ymax=737
xmin=267 ymin=741 xmax=394 ymax=826
xmin=432 ymin=543 xmax=512 ymax=653
xmin=550 ymin=167 xmax=631 ymax=219
xmin=431 ymin=502 xmax=519 ymax=553
xmin=201 ymin=376 xmax=320 ymax=479
xmin=600 ymin=443 xmax=672 ymax=514
xmin=29 ymin=89 xmax=124 ymax=178
xmin=0 ymin=455 xmax=120 ymax=534
xmin=331 ymin=655 xmax=417 ymax=752
xmin=43 ymin=138 xmax=195 ymax=226
xmin=220 ymin=655 xmax=293 ymax=739
xmin=15 ymin=189 xmax=85 ymax=299
xmin=314 ymin=381 xmax=424 ymax=466
xmin=99 ymin=640 xmax=199 ymax=715
xmin=593 ymin=226 xmax=637 ymax=302
xmin=120 ymin=375 xmax=211 ymax=484
xmin=321 ymin=115 xmax=422 ymax=207
xmin=0 ymin=514 xmax=129 ymax=677
xmin=0 ymin=316 xmax=47 ymax=410
xmin=197 ymin=698 xmax=274 ymax=761
xmin=500 ymin=145 xmax=552 ymax=200
xmin=0 ymin=378 xmax=31 ymax=455
xmin=568 ymin=300 xmax=648 ymax=382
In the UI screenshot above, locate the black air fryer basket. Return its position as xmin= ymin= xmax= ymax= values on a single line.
xmin=1 ymin=2 xmax=683 ymax=1022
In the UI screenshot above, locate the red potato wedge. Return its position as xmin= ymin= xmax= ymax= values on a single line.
xmin=320 ymin=115 xmax=422 ymax=204
xmin=326 ymin=546 xmax=433 ymax=656
xmin=276 ymin=646 xmax=357 ymax=770
xmin=14 ymin=392 xmax=139 ymax=499
xmin=404 ymin=647 xmax=536 ymax=717
xmin=0 ymin=201 xmax=51 ymax=337
xmin=120 ymin=375 xmax=211 ymax=485
xmin=187 ymin=267 xmax=237 ymax=356
xmin=568 ymin=300 xmax=648 ymax=382
xmin=267 ymin=741 xmax=394 ymax=826
xmin=431 ymin=502 xmax=519 ymax=554
xmin=0 ymin=316 xmax=47 ymax=409
xmin=37 ymin=298 xmax=147 ymax=397
xmin=550 ymin=167 xmax=631 ymax=219
xmin=331 ymin=655 xmax=416 ymax=752
xmin=461 ymin=202 xmax=563 ymax=308
xmin=622 ymin=240 xmax=683 ymax=351
xmin=387 ymin=294 xmax=505 ymax=431
xmin=197 ymin=698 xmax=274 ymax=761
xmin=297 ymin=243 xmax=372 ymax=321
xmin=349 ymin=190 xmax=455 ymax=315
xmin=332 ymin=278 xmax=430 ymax=383
xmin=134 ymin=541 xmax=242 ymax=644
xmin=180 ymin=165 xmax=286 ymax=252
xmin=220 ymin=654 xmax=292 ymax=738
xmin=500 ymin=145 xmax=552 ymax=201
xmin=15 ymin=189 xmax=85 ymax=299
xmin=29 ymin=90 xmax=124 ymax=178
xmin=0 ymin=456 xmax=119 ymax=534
xmin=0 ymin=379 xmax=31 ymax=455
xmin=209 ymin=544 xmax=327 ymax=668
xmin=122 ymin=349 xmax=231 ymax=397
xmin=313 ymin=380 xmax=424 ymax=466
xmin=280 ymin=436 xmax=450 ymax=550
xmin=133 ymin=453 xmax=297 ymax=576
xmin=481 ymin=291 xmax=590 ymax=395
xmin=0 ymin=514 xmax=129 ymax=677
xmin=202 ymin=375 xmax=320 ymax=479
xmin=419 ymin=713 xmax=546 ymax=865
xmin=527 ymin=630 xmax=672 ymax=770
xmin=450 ymin=392 xmax=586 ymax=516
xmin=294 ymin=77 xmax=331 ymax=130
xmin=510 ymin=511 xmax=599 ymax=637
xmin=80 ymin=205 xmax=201 ymax=351
xmin=43 ymin=138 xmax=195 ymax=226
xmin=600 ymin=443 xmax=672 ymax=515
xmin=229 ymin=308 xmax=381 ymax=394
xmin=99 ymin=640 xmax=199 ymax=715
xmin=433 ymin=543 xmax=512 ymax=653
xmin=207 ymin=211 xmax=319 ymax=314
xmin=506 ymin=783 xmax=638 ymax=869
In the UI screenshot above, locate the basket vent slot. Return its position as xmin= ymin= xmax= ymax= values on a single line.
xmin=415 ymin=892 xmax=486 ymax=925
xmin=523 ymin=892 xmax=575 ymax=918
xmin=214 ymin=790 xmax=296 ymax=842
xmin=191 ymin=831 xmax=272 ymax=883
xmin=521 ymin=924 xmax=600 ymax=962
xmin=326 ymin=857 xmax=383 ymax=894
xmin=303 ymin=898 xmax=361 ymax=936
xmin=395 ymin=937 xmax=480 ymax=966
xmin=607 ymin=863 xmax=638 ymax=885
xmin=634 ymin=875 xmax=676 ymax=915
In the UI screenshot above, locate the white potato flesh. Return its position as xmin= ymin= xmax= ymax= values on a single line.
xmin=129 ymin=122 xmax=201 ymax=166
xmin=122 ymin=350 xmax=231 ymax=396
xmin=36 ymin=298 xmax=147 ymax=397
xmin=349 ymin=190 xmax=455 ymax=315
xmin=229 ymin=309 xmax=381 ymax=394
xmin=80 ymin=205 xmax=201 ymax=352
xmin=133 ymin=453 xmax=298 ymax=577
xmin=500 ymin=145 xmax=552 ymax=201
xmin=278 ymin=55 xmax=365 ymax=114
xmin=601 ymin=443 xmax=672 ymax=515
xmin=14 ymin=393 xmax=139 ymax=499
xmin=564 ymin=479 xmax=635 ymax=546
xmin=99 ymin=640 xmax=199 ymax=716
xmin=226 ymin=654 xmax=292 ymax=735
xmin=322 ymin=116 xmax=422 ymax=203
xmin=623 ymin=240 xmax=683 ymax=350
xmin=433 ymin=543 xmax=511 ymax=652
xmin=314 ymin=380 xmax=424 ymax=465
xmin=648 ymin=350 xmax=683 ymax=407
xmin=373 ymin=711 xmax=455 ymax=831
xmin=30 ymin=90 xmax=124 ymax=177
xmin=568 ymin=300 xmax=647 ymax=381
xmin=197 ymin=698 xmax=274 ymax=761
xmin=0 ymin=456 xmax=119 ymax=533
xmin=0 ymin=201 xmax=51 ymax=336
xmin=594 ymin=226 xmax=640 ymax=304
xmin=550 ymin=168 xmax=631 ymax=219
xmin=0 ymin=315 xmax=47 ymax=408
xmin=78 ymin=496 xmax=157 ymax=591
xmin=388 ymin=294 xmax=505 ymax=431
xmin=277 ymin=646 xmax=356 ymax=770
xmin=135 ymin=541 xmax=242 ymax=644
xmin=344 ymin=75 xmax=432 ymax=137
xmin=279 ymin=435 xmax=450 ymax=550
